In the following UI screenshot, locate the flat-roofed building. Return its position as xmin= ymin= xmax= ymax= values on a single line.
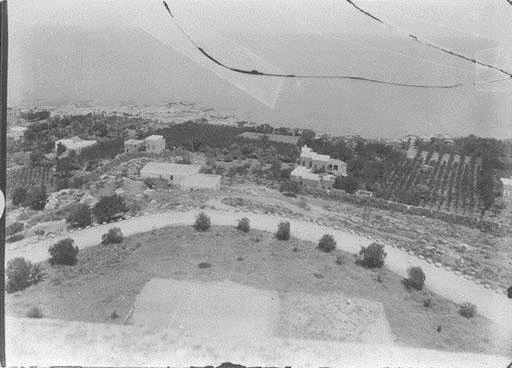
xmin=500 ymin=177 xmax=512 ymax=202
xmin=298 ymin=145 xmax=347 ymax=177
xmin=290 ymin=165 xmax=335 ymax=189
xmin=140 ymin=162 xmax=200 ymax=184
xmin=144 ymin=135 xmax=166 ymax=153
xmin=181 ymin=174 xmax=221 ymax=191
xmin=55 ymin=136 xmax=97 ymax=155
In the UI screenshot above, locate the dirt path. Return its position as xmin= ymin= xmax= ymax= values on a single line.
xmin=7 ymin=208 xmax=512 ymax=331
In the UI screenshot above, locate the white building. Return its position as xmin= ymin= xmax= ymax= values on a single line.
xmin=298 ymin=145 xmax=347 ymax=177
xmin=290 ymin=165 xmax=335 ymax=189
xmin=182 ymin=173 xmax=221 ymax=191
xmin=140 ymin=162 xmax=200 ymax=183
xmin=500 ymin=177 xmax=512 ymax=202
xmin=55 ymin=136 xmax=97 ymax=155
xmin=7 ymin=126 xmax=27 ymax=141
xmin=144 ymin=135 xmax=166 ymax=153
xmin=140 ymin=162 xmax=221 ymax=190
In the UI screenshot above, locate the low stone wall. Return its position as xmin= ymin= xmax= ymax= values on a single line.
xmin=303 ymin=187 xmax=508 ymax=236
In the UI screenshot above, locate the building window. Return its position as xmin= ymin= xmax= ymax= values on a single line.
xmin=334 ymin=165 xmax=338 ymax=171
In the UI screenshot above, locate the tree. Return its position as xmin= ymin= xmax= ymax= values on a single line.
xmin=66 ymin=203 xmax=92 ymax=228
xmin=12 ymin=187 xmax=28 ymax=206
xmin=25 ymin=185 xmax=47 ymax=211
xmin=477 ymin=169 xmax=496 ymax=218
xmin=270 ymin=159 xmax=282 ymax=180
xmin=93 ymin=194 xmax=128 ymax=223
xmin=333 ymin=175 xmax=359 ymax=194
xmin=298 ymin=129 xmax=316 ymax=147
xmin=56 ymin=142 xmax=67 ymax=157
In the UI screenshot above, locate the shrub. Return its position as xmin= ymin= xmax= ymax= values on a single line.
xmin=405 ymin=266 xmax=426 ymax=290
xmin=358 ymin=242 xmax=387 ymax=268
xmin=34 ymin=229 xmax=45 ymax=236
xmin=6 ymin=257 xmax=43 ymax=293
xmin=66 ymin=203 xmax=92 ymax=228
xmin=423 ymin=298 xmax=433 ymax=308
xmin=335 ymin=255 xmax=344 ymax=265
xmin=279 ymin=180 xmax=300 ymax=194
xmin=102 ymin=227 xmax=124 ymax=245
xmin=143 ymin=177 xmax=157 ymax=189
xmin=12 ymin=187 xmax=28 ymax=206
xmin=193 ymin=212 xmax=211 ymax=232
xmin=6 ymin=222 xmax=24 ymax=237
xmin=507 ymin=286 xmax=512 ymax=299
xmin=26 ymin=306 xmax=43 ymax=319
xmin=93 ymin=194 xmax=128 ymax=223
xmin=25 ymin=185 xmax=47 ymax=210
xmin=198 ymin=262 xmax=212 ymax=269
xmin=48 ymin=238 xmax=79 ymax=266
xmin=459 ymin=302 xmax=476 ymax=318
xmin=236 ymin=217 xmax=250 ymax=233
xmin=275 ymin=221 xmax=290 ymax=241
xmin=318 ymin=234 xmax=336 ymax=253
xmin=6 ymin=234 xmax=25 ymax=243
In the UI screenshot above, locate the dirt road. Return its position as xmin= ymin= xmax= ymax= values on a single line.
xmin=7 ymin=208 xmax=512 ymax=331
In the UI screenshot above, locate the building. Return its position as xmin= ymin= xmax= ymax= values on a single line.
xmin=290 ymin=166 xmax=335 ymax=189
xmin=124 ymin=139 xmax=145 ymax=154
xmin=7 ymin=126 xmax=27 ymax=141
xmin=298 ymin=145 xmax=347 ymax=177
xmin=181 ymin=174 xmax=221 ymax=191
xmin=145 ymin=135 xmax=166 ymax=153
xmin=140 ymin=162 xmax=200 ymax=183
xmin=55 ymin=136 xmax=97 ymax=155
xmin=140 ymin=162 xmax=221 ymax=190
xmin=500 ymin=177 xmax=512 ymax=202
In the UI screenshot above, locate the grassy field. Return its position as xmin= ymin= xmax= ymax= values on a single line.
xmin=6 ymin=225 xmax=510 ymax=356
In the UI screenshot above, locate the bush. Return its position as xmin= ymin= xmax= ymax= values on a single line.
xmin=318 ymin=234 xmax=336 ymax=253
xmin=335 ymin=255 xmax=344 ymax=265
xmin=12 ymin=187 xmax=28 ymax=206
xmin=6 ymin=234 xmax=25 ymax=243
xmin=93 ymin=194 xmax=128 ymax=223
xmin=279 ymin=180 xmax=300 ymax=194
xmin=25 ymin=185 xmax=47 ymax=210
xmin=405 ymin=266 xmax=426 ymax=290
xmin=194 ymin=212 xmax=211 ymax=232
xmin=48 ymin=238 xmax=79 ymax=266
xmin=66 ymin=203 xmax=92 ymax=228
xmin=507 ymin=286 xmax=512 ymax=299
xmin=102 ymin=227 xmax=124 ymax=245
xmin=275 ymin=221 xmax=290 ymax=241
xmin=358 ymin=242 xmax=387 ymax=268
xmin=143 ymin=177 xmax=157 ymax=189
xmin=459 ymin=302 xmax=476 ymax=318
xmin=6 ymin=257 xmax=43 ymax=293
xmin=6 ymin=222 xmax=24 ymax=237
xmin=26 ymin=306 xmax=43 ymax=319
xmin=236 ymin=217 xmax=250 ymax=233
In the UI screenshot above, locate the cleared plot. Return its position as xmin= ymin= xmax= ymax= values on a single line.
xmin=130 ymin=278 xmax=279 ymax=339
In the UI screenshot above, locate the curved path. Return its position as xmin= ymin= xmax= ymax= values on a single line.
xmin=7 ymin=208 xmax=512 ymax=331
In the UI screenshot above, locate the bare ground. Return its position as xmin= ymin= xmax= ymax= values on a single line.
xmin=5 ymin=225 xmax=511 ymax=356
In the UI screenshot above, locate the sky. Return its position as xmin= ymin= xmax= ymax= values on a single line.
xmin=7 ymin=0 xmax=512 ymax=138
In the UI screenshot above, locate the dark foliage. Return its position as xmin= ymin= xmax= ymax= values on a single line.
xmin=358 ymin=242 xmax=387 ymax=268
xmin=48 ymin=238 xmax=79 ymax=266
xmin=194 ymin=212 xmax=211 ymax=232
xmin=275 ymin=221 xmax=291 ymax=241
xmin=66 ymin=203 xmax=92 ymax=228
xmin=101 ymin=227 xmax=124 ymax=245
xmin=93 ymin=194 xmax=128 ymax=223
xmin=318 ymin=234 xmax=336 ymax=253
xmin=236 ymin=217 xmax=250 ymax=233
